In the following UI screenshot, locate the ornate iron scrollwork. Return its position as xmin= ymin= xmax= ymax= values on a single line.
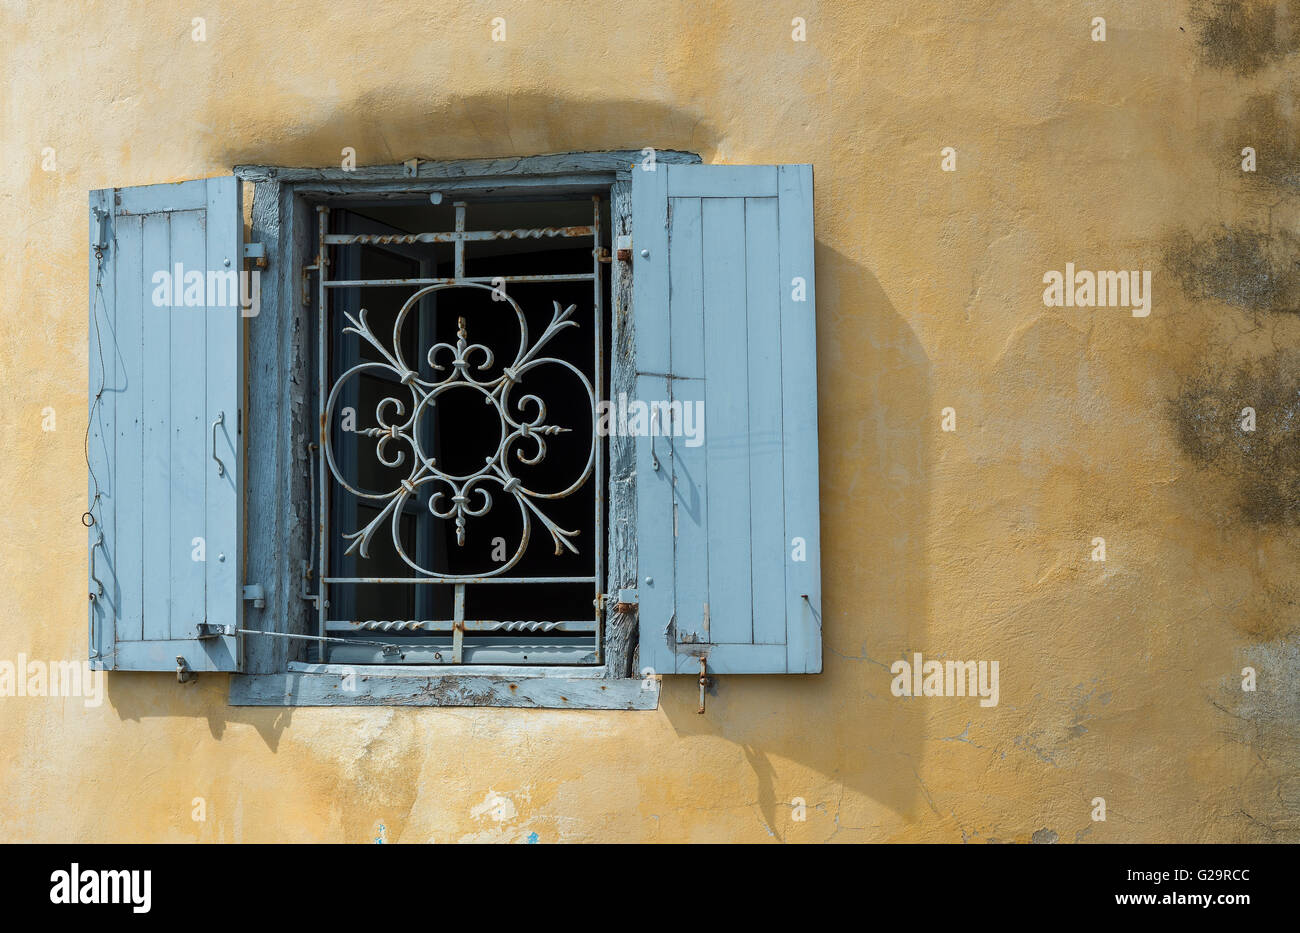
xmin=323 ymin=282 xmax=595 ymax=578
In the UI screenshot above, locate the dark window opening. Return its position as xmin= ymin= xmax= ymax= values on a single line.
xmin=311 ymin=196 xmax=609 ymax=664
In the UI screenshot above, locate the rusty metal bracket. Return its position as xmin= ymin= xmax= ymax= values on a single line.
xmin=615 ymin=234 xmax=632 ymax=262
xmin=614 ymin=586 xmax=639 ymax=614
xmin=243 ymin=241 xmax=267 ymax=270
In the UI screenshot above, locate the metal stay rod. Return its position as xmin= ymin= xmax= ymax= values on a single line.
xmin=324 ymin=226 xmax=594 ymax=245
xmin=322 ymin=576 xmax=597 ymax=584
xmin=592 ymin=194 xmax=605 ymax=664
xmin=235 ymin=628 xmax=398 ymax=653
xmin=323 ymin=273 xmax=597 ymax=288
xmin=316 ymin=204 xmax=331 ymax=662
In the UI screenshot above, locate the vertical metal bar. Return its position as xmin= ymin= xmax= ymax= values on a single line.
xmin=453 ymin=202 xmax=466 ymax=281
xmin=452 ymin=582 xmax=465 ymax=663
xmin=593 ymin=194 xmax=604 ymax=664
xmin=316 ymin=204 xmax=331 ymax=662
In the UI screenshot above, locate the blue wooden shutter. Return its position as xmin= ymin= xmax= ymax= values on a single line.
xmin=633 ymin=164 xmax=821 ymax=675
xmin=88 ymin=178 xmax=243 ymax=671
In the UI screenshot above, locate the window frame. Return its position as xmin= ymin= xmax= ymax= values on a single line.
xmin=228 ymin=150 xmax=701 ymax=708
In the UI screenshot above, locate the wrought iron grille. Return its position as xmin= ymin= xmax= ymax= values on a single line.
xmin=313 ymin=198 xmax=605 ymax=664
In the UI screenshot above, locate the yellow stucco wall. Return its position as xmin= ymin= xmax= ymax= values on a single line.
xmin=1 ymin=0 xmax=1297 ymax=843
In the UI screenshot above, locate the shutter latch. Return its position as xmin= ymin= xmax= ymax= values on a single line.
xmin=92 ymin=207 xmax=111 ymax=252
xmin=176 ymin=657 xmax=196 ymax=684
xmin=242 ymin=242 xmax=267 ymax=270
xmin=195 ymin=623 xmax=233 ymax=639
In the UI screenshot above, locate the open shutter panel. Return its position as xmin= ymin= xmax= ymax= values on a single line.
xmin=88 ymin=177 xmax=244 ymax=671
xmin=633 ymin=164 xmax=821 ymax=675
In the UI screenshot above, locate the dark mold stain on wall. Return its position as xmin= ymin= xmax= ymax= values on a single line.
xmin=1167 ymin=6 xmax=1300 ymax=529
xmin=1190 ymin=0 xmax=1300 ymax=75
xmin=1164 ymin=226 xmax=1300 ymax=314
xmin=1231 ymin=86 xmax=1299 ymax=193
xmin=1169 ymin=349 xmax=1300 ymax=527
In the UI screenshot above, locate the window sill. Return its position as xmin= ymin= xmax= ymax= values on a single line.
xmin=228 ymin=665 xmax=660 ymax=709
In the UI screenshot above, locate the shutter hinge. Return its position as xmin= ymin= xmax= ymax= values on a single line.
xmin=92 ymin=207 xmax=111 ymax=252
xmin=614 ymin=588 xmax=638 ymax=613
xmin=243 ymin=242 xmax=267 ymax=269
xmin=242 ymin=584 xmax=266 ymax=609
xmin=616 ymin=234 xmax=632 ymax=262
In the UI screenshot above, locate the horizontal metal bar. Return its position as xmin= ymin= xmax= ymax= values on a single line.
xmin=325 ymin=225 xmax=594 ymax=246
xmin=323 ymin=576 xmax=597 ymax=584
xmin=288 ymin=660 xmax=610 ymax=677
xmin=326 ymin=619 xmax=598 ymax=633
xmin=235 ymin=628 xmax=398 ymax=652
xmin=323 ymin=274 xmax=597 ymax=288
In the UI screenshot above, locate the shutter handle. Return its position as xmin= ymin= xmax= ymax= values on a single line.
xmin=649 ymin=407 xmax=661 ymax=471
xmin=211 ymin=411 xmax=226 ymax=477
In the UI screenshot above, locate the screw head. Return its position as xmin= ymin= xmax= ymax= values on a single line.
xmin=218 ymin=553 xmax=226 ymax=562
xmin=223 ymin=258 xmax=231 ymax=267
xmin=640 ymin=249 xmax=650 ymax=258
xmin=644 ymin=576 xmax=653 ymax=585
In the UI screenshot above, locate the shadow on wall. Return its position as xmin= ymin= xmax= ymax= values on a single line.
xmin=215 ymin=90 xmax=725 ymax=169
xmin=658 ymin=245 xmax=934 ymax=838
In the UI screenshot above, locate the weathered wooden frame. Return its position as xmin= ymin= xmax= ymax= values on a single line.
xmin=227 ymin=150 xmax=700 ymax=707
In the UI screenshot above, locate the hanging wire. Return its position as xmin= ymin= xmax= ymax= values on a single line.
xmin=85 ymin=235 xmax=109 ymax=660
xmin=85 ymin=247 xmax=107 ymax=571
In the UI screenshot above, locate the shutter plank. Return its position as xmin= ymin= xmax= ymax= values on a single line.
xmin=778 ymin=164 xmax=821 ymax=674
xmin=205 ymin=176 xmax=241 ymax=639
xmin=114 ymin=213 xmax=145 ymax=642
xmin=632 ymin=164 xmax=675 ymax=677
xmin=141 ymin=213 xmax=171 ymax=642
xmin=668 ymin=165 xmax=778 ymax=198
xmin=743 ymin=196 xmax=788 ymax=646
xmin=169 ymin=209 xmax=208 ymax=640
xmin=665 ymin=194 xmax=709 ymax=656
xmin=699 ymin=197 xmax=751 ymax=648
